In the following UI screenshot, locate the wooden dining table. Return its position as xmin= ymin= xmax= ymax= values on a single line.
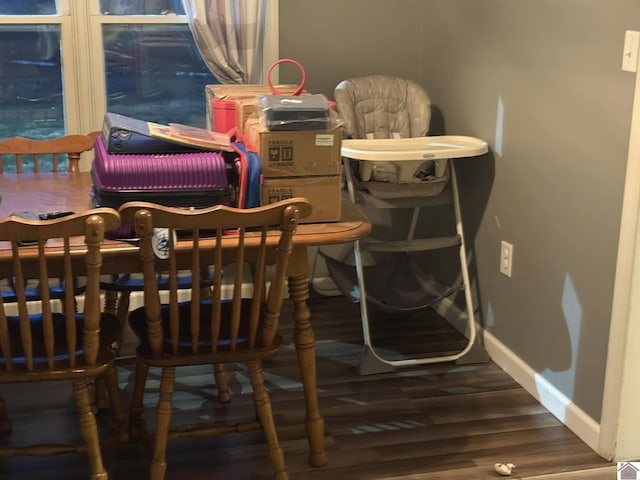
xmin=0 ymin=171 xmax=371 ymax=467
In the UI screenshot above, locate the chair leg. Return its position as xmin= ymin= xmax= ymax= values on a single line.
xmin=104 ymin=365 xmax=128 ymax=444
xmin=103 ymin=290 xmax=119 ymax=317
xmin=213 ymin=364 xmax=230 ymax=403
xmin=95 ymin=377 xmax=109 ymax=411
xmin=87 ymin=379 xmax=99 ymax=415
xmin=150 ymin=366 xmax=176 ymax=480
xmin=72 ymin=378 xmax=109 ymax=480
xmin=129 ymin=361 xmax=150 ymax=442
xmin=115 ymin=291 xmax=131 ymax=325
xmin=247 ymin=361 xmax=287 ymax=480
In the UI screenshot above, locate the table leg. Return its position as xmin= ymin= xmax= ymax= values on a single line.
xmin=287 ymin=248 xmax=326 ymax=468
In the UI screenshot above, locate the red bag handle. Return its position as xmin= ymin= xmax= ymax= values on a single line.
xmin=266 ymin=58 xmax=306 ymax=96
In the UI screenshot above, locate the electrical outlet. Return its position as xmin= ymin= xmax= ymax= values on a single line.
xmin=500 ymin=240 xmax=513 ymax=278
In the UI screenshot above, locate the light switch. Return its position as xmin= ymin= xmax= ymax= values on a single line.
xmin=622 ymin=30 xmax=640 ymax=73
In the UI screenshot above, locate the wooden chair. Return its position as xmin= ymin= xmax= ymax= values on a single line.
xmin=119 ymin=197 xmax=311 ymax=480
xmin=0 ymin=132 xmax=100 ymax=304
xmin=0 ymin=132 xmax=98 ymax=174
xmin=0 ymin=208 xmax=125 ymax=480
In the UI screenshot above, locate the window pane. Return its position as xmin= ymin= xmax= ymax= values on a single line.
xmin=100 ymin=0 xmax=184 ymax=15
xmin=103 ymin=24 xmax=218 ymax=127
xmin=0 ymin=1 xmax=57 ymax=15
xmin=0 ymin=25 xmax=64 ymax=140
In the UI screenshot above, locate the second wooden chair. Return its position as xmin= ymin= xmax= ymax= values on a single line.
xmin=119 ymin=197 xmax=311 ymax=480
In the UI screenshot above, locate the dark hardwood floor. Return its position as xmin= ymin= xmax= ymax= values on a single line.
xmin=0 ymin=295 xmax=613 ymax=479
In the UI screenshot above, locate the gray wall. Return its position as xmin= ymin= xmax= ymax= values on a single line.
xmin=278 ymin=0 xmax=425 ymax=98
xmin=280 ymin=0 xmax=639 ymax=422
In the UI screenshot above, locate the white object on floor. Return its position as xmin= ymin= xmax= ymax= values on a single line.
xmin=494 ymin=463 xmax=516 ymax=476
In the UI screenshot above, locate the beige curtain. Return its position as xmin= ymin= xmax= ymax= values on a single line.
xmin=181 ymin=0 xmax=265 ymax=84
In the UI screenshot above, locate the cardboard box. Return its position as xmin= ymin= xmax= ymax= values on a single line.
xmin=234 ymin=98 xmax=260 ymax=134
xmin=205 ymin=84 xmax=305 ymax=133
xmin=261 ymin=175 xmax=342 ymax=223
xmin=245 ymin=120 xmax=342 ymax=177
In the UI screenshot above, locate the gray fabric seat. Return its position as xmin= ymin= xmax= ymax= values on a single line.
xmin=334 ymin=75 xmax=431 ymax=139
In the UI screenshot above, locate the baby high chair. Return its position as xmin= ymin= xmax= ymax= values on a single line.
xmin=325 ymin=74 xmax=489 ymax=374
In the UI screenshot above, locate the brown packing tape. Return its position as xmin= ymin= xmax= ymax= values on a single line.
xmin=235 ymin=99 xmax=259 ymax=135
xmin=206 ymin=84 xmax=304 ymax=100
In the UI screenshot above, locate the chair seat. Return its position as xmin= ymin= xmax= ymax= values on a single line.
xmin=100 ymin=271 xmax=214 ymax=292
xmin=1 ymin=278 xmax=86 ymax=303
xmin=0 ymin=312 xmax=120 ymax=366
xmin=128 ymin=299 xmax=266 ymax=355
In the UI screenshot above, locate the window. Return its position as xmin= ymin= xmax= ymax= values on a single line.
xmin=0 ymin=3 xmax=64 ymax=140
xmin=0 ymin=1 xmax=277 ymax=150
xmin=97 ymin=13 xmax=219 ymax=127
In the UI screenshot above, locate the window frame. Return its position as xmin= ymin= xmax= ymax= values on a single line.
xmin=1 ymin=0 xmax=279 ymax=170
xmin=84 ymin=1 xmax=279 ymax=136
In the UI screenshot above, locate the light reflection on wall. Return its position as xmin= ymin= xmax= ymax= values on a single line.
xmin=535 ymin=273 xmax=583 ymax=422
xmin=485 ymin=301 xmax=495 ymax=329
xmin=495 ymin=96 xmax=504 ymax=158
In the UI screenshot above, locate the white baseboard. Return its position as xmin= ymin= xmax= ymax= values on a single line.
xmin=482 ymin=329 xmax=601 ymax=455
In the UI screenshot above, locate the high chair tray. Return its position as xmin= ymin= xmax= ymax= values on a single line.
xmin=340 ymin=135 xmax=488 ymax=184
xmin=341 ymin=135 xmax=488 ymax=161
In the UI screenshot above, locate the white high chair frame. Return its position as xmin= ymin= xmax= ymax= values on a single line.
xmin=340 ymin=136 xmax=490 ymax=375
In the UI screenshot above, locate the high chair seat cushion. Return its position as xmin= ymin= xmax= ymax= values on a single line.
xmin=334 ymin=74 xmax=431 ymax=139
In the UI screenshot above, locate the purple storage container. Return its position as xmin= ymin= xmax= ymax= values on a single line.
xmin=91 ymin=136 xmax=235 ymax=210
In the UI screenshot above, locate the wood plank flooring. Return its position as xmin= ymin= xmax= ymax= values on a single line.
xmin=0 ymin=295 xmax=613 ymax=479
